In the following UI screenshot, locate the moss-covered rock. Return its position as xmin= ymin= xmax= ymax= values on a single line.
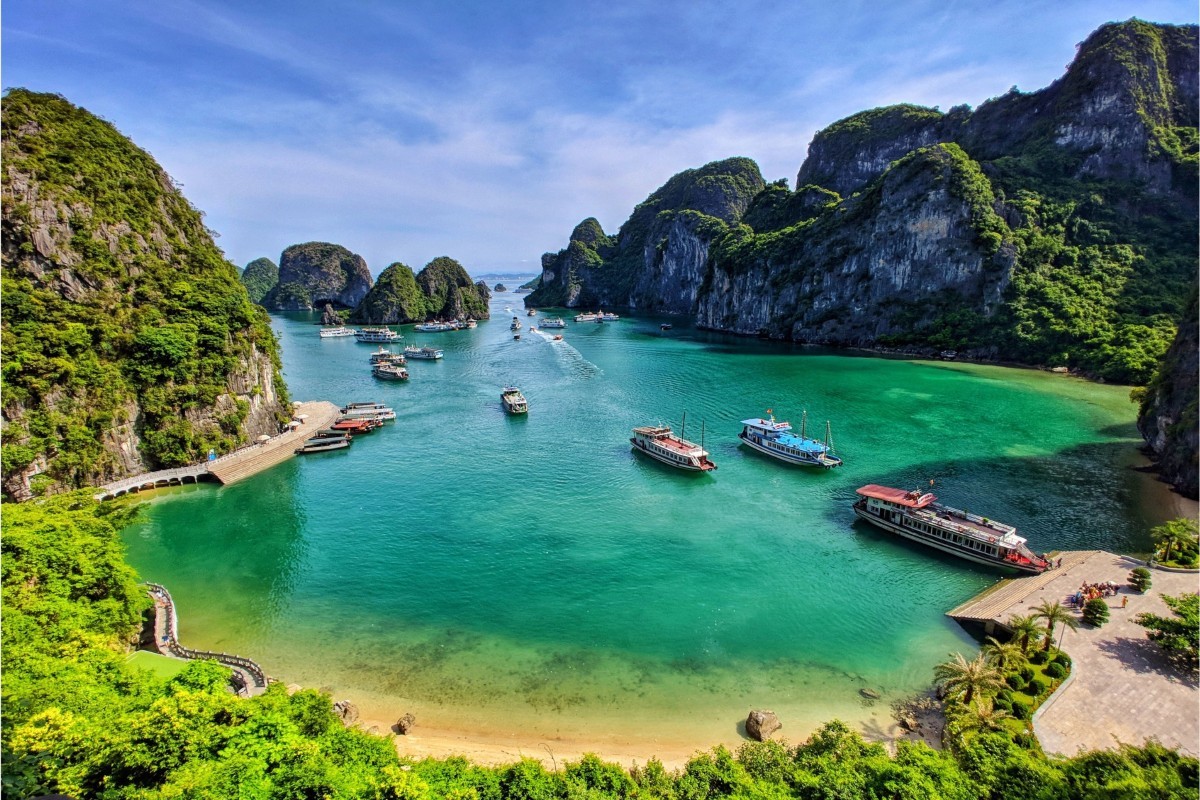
xmin=240 ymin=257 xmax=278 ymax=304
xmin=264 ymin=242 xmax=373 ymax=311
xmin=414 ymin=256 xmax=489 ymax=320
xmin=350 ymin=262 xmax=426 ymax=324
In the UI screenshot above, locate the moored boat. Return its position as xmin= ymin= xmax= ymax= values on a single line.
xmin=339 ymin=402 xmax=396 ymax=421
xmin=852 ymin=485 xmax=1051 ymax=574
xmin=404 ymin=345 xmax=444 ymax=360
xmin=372 ymin=363 xmax=409 ymax=381
xmin=738 ymin=412 xmax=842 ymax=468
xmin=330 ymin=418 xmax=376 ymax=433
xmin=574 ymin=312 xmax=599 ymax=323
xmin=368 ymin=347 xmax=406 ymax=365
xmin=319 ymin=326 xmax=357 ymax=338
xmin=630 ymin=420 xmax=716 ymax=471
xmin=540 ymin=317 xmax=566 ymax=328
xmin=295 ymin=437 xmax=351 ymax=454
xmin=355 ymin=327 xmax=401 ymax=343
xmin=414 ymin=321 xmax=458 ymax=332
xmin=501 ymin=386 xmax=528 ymax=414
xmin=600 ymin=311 xmax=620 ymax=321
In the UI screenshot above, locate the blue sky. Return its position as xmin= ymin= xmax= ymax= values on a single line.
xmin=5 ymin=1 xmax=1196 ymax=275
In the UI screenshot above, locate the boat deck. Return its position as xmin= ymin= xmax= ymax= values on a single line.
xmin=909 ymin=507 xmax=1015 ymax=542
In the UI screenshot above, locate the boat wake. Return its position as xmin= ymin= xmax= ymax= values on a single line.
xmin=533 ymin=329 xmax=601 ymax=378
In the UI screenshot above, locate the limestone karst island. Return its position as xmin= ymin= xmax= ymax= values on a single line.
xmin=2 ymin=6 xmax=1198 ymax=799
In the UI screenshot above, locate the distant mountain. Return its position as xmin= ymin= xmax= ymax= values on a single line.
xmin=0 ymin=89 xmax=290 ymax=499
xmin=240 ymin=256 xmax=278 ymax=304
xmin=530 ymin=20 xmax=1197 ymax=385
xmin=350 ymin=256 xmax=490 ymax=323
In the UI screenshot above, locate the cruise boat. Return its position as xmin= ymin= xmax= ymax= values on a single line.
xmin=455 ymin=318 xmax=478 ymax=329
xmin=368 ymin=348 xmax=405 ymax=365
xmin=574 ymin=312 xmax=599 ymax=323
xmin=295 ymin=437 xmax=351 ymax=454
xmin=372 ymin=363 xmax=409 ymax=381
xmin=501 ymin=386 xmax=528 ymax=414
xmin=852 ymin=485 xmax=1051 ymax=574
xmin=355 ymin=327 xmax=401 ymax=343
xmin=339 ymin=402 xmax=396 ymax=421
xmin=510 ymin=317 xmax=522 ymax=330
xmin=318 ymin=326 xmax=357 ymax=338
xmin=630 ymin=422 xmax=716 ymax=472
xmin=404 ymin=345 xmax=444 ymax=360
xmin=738 ymin=412 xmax=842 ymax=468
xmin=414 ymin=321 xmax=457 ymax=332
xmin=540 ymin=317 xmax=567 ymax=328
xmin=600 ymin=312 xmax=620 ymax=321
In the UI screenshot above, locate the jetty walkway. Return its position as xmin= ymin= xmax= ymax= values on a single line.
xmin=96 ymin=401 xmax=341 ymax=500
xmin=947 ymin=550 xmax=1198 ymax=757
xmin=146 ymin=582 xmax=269 ymax=696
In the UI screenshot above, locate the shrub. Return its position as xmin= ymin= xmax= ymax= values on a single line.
xmin=993 ymin=696 xmax=1013 ymax=712
xmin=1007 ymin=674 xmax=1027 ymax=691
xmin=1011 ymin=701 xmax=1031 ymax=720
xmin=1013 ymin=732 xmax=1038 ymax=749
xmin=1026 ymin=677 xmax=1049 ymax=697
xmin=1029 ymin=650 xmax=1049 ymax=665
xmin=1083 ymin=598 xmax=1110 ymax=627
xmin=1129 ymin=567 xmax=1153 ymax=593
xmin=1045 ymin=662 xmax=1067 ymax=679
xmin=1020 ymin=666 xmax=1036 ymax=682
xmin=1053 ymin=652 xmax=1071 ymax=668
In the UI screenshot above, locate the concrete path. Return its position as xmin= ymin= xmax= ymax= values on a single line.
xmin=207 ymin=400 xmax=341 ymax=484
xmin=948 ymin=550 xmax=1198 ymax=757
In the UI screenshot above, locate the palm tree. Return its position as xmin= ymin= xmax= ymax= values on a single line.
xmin=934 ymin=652 xmax=1006 ymax=706
xmin=982 ymin=636 xmax=1026 ymax=672
xmin=950 ymin=698 xmax=1012 ymax=738
xmin=1031 ymin=600 xmax=1079 ymax=651
xmin=1151 ymin=518 xmax=1199 ymax=563
xmin=1005 ymin=613 xmax=1043 ymax=654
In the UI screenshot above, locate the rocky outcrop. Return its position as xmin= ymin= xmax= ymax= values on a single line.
xmin=240 ymin=257 xmax=279 ymax=304
xmin=394 ymin=713 xmax=416 ymax=735
xmin=320 ymin=303 xmax=340 ymax=325
xmin=350 ymin=262 xmax=427 ymax=324
xmin=333 ymin=700 xmax=359 ymax=726
xmin=1138 ymin=285 xmax=1199 ymax=498
xmin=745 ymin=710 xmax=781 ymax=741
xmin=265 ymin=242 xmax=373 ymax=311
xmin=1 ymin=89 xmax=290 ymax=498
xmin=414 ymin=256 xmax=490 ymax=320
xmin=494 ymin=283 xmax=507 ymax=292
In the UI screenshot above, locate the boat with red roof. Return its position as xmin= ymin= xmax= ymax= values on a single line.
xmin=852 ymin=484 xmax=1050 ymax=573
xmin=630 ymin=416 xmax=716 ymax=472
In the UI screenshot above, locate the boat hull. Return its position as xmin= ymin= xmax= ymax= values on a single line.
xmin=629 ymin=437 xmax=715 ymax=472
xmin=851 ymin=505 xmax=1042 ymax=574
xmin=738 ymin=432 xmax=842 ymax=468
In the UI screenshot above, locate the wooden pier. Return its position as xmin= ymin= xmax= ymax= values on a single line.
xmin=946 ymin=549 xmax=1102 ymax=632
xmin=95 ymin=401 xmax=342 ymax=500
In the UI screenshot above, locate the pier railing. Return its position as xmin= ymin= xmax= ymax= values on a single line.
xmin=145 ymin=582 xmax=268 ymax=689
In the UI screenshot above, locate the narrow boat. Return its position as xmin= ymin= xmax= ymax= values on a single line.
xmin=738 ymin=412 xmax=842 ymax=468
xmin=372 ymin=363 xmax=409 ymax=381
xmin=355 ymin=327 xmax=401 ymax=343
xmin=630 ymin=418 xmax=716 ymax=472
xmin=574 ymin=312 xmax=599 ymax=323
xmin=540 ymin=317 xmax=567 ymax=328
xmin=404 ymin=345 xmax=444 ymax=360
xmin=852 ymin=485 xmax=1051 ymax=574
xmin=295 ymin=438 xmax=351 ymax=454
xmin=319 ymin=326 xmax=357 ymax=338
xmin=501 ymin=386 xmax=528 ymax=414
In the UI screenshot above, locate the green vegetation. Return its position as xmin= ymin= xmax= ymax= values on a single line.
xmin=1 ymin=90 xmax=288 ymax=494
xmin=240 ymin=257 xmax=279 ymax=304
xmin=415 ymin=256 xmax=489 ymax=320
xmin=1129 ymin=566 xmax=1154 ymax=592
xmin=351 ymin=261 xmax=427 ymax=323
xmin=1082 ymin=598 xmax=1110 ymax=627
xmin=4 ymin=495 xmax=1198 ymax=798
xmin=1031 ymin=600 xmax=1080 ymax=650
xmin=1135 ymin=592 xmax=1200 ymax=668
xmin=1150 ymin=518 xmax=1200 ymax=567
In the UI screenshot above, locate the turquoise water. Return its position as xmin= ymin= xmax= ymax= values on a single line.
xmin=122 ymin=292 xmax=1162 ymax=748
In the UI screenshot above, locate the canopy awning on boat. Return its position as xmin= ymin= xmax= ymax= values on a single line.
xmin=740 ymin=417 xmax=791 ymax=432
xmin=856 ymin=484 xmax=936 ymax=508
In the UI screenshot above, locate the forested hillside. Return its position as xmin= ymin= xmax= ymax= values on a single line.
xmin=1 ymin=90 xmax=290 ymax=500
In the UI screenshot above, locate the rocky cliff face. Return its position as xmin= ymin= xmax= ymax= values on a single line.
xmin=264 ymin=242 xmax=372 ymax=311
xmin=240 ymin=257 xmax=279 ymax=304
xmin=1138 ymin=285 xmax=1199 ymax=498
xmin=534 ymin=20 xmax=1197 ymax=385
xmin=415 ymin=257 xmax=490 ymax=320
xmin=350 ymin=262 xmax=427 ymax=324
xmin=1 ymin=89 xmax=289 ymax=499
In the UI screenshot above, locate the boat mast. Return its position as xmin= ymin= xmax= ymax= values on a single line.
xmin=825 ymin=420 xmax=833 ymax=454
xmin=681 ymin=410 xmax=687 ymax=440
xmin=800 ymin=410 xmax=807 ymax=440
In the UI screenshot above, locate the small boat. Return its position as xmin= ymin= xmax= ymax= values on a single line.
xmin=527 ymin=308 xmax=537 ymax=316
xmin=513 ymin=334 xmax=521 ymax=340
xmin=630 ymin=416 xmax=716 ymax=472
xmin=574 ymin=312 xmax=599 ymax=323
xmin=540 ymin=317 xmax=567 ymax=328
xmin=404 ymin=345 xmax=444 ymax=360
xmin=738 ymin=412 xmax=842 ymax=468
xmin=331 ymin=418 xmax=376 ymax=433
xmin=295 ymin=438 xmax=351 ymax=454
xmin=372 ymin=363 xmax=409 ymax=381
xmin=342 ymin=401 xmax=391 ymax=412
xmin=339 ymin=404 xmax=396 ymax=421
xmin=313 ymin=429 xmax=352 ymax=439
xmin=501 ymin=386 xmax=528 ymax=414
xmin=852 ymin=485 xmax=1051 ymax=574
xmin=939 ymin=350 xmax=959 ymax=360
xmin=355 ymin=327 xmax=401 ymax=343
xmin=319 ymin=326 xmax=357 ymax=338
xmin=553 ymin=334 xmax=563 ymax=341
xmin=455 ymin=318 xmax=478 ymax=329
xmin=511 ymin=317 xmax=522 ymax=331
xmin=600 ymin=312 xmax=620 ymax=321
xmin=660 ymin=323 xmax=672 ymax=331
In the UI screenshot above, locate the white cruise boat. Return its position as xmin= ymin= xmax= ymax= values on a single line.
xmin=574 ymin=312 xmax=599 ymax=323
xmin=414 ymin=321 xmax=457 ymax=332
xmin=738 ymin=412 xmax=842 ymax=468
xmin=501 ymin=386 xmax=528 ymax=414
xmin=404 ymin=345 xmax=444 ymax=360
xmin=852 ymin=485 xmax=1051 ymax=574
xmin=630 ymin=422 xmax=716 ymax=472
xmin=539 ymin=317 xmax=567 ymax=328
xmin=355 ymin=327 xmax=401 ymax=343
xmin=371 ymin=363 xmax=409 ymax=381
xmin=319 ymin=326 xmax=357 ymax=338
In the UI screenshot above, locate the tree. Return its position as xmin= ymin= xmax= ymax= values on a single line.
xmin=1129 ymin=566 xmax=1153 ymax=593
xmin=1135 ymin=593 xmax=1199 ymax=667
xmin=1031 ymin=600 xmax=1079 ymax=651
xmin=950 ymin=700 xmax=1013 ymax=739
xmin=1151 ymin=518 xmax=1199 ymax=565
xmin=1082 ymin=598 xmax=1110 ymax=627
xmin=934 ymin=652 xmax=1007 ymax=707
xmin=1004 ymin=614 xmax=1043 ymax=654
xmin=982 ymin=636 xmax=1026 ymax=672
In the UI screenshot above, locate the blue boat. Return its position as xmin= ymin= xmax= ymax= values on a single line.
xmin=738 ymin=412 xmax=843 ymax=468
